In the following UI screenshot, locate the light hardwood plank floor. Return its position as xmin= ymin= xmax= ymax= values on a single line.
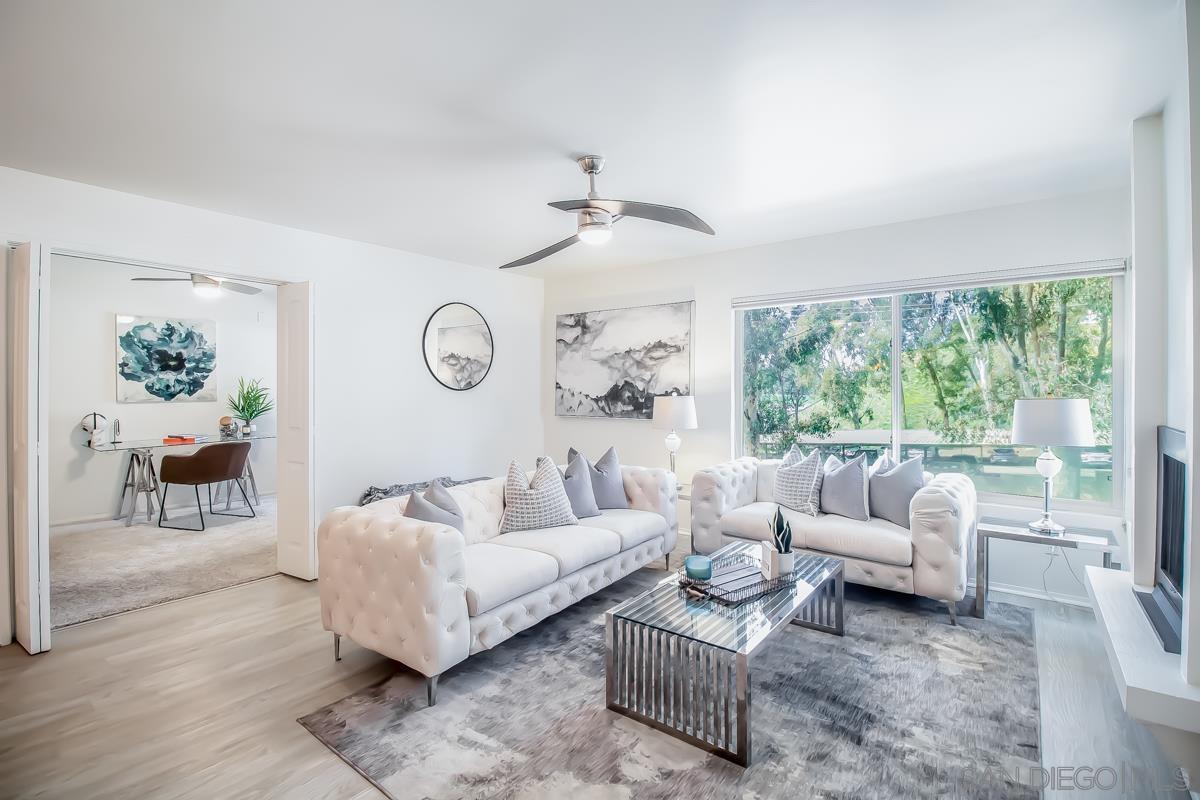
xmin=0 ymin=542 xmax=1187 ymax=799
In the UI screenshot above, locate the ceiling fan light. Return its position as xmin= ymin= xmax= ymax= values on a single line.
xmin=191 ymin=275 xmax=222 ymax=298
xmin=577 ymin=221 xmax=612 ymax=245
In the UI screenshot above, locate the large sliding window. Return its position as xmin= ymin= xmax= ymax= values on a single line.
xmin=738 ymin=272 xmax=1118 ymax=506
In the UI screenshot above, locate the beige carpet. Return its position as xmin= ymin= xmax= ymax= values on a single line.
xmin=50 ymin=496 xmax=278 ymax=628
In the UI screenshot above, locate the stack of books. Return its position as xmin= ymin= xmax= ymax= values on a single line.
xmin=162 ymin=434 xmax=211 ymax=445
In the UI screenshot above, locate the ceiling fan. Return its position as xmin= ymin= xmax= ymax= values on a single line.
xmin=131 ymin=273 xmax=263 ymax=297
xmin=499 ymin=155 xmax=714 ymax=269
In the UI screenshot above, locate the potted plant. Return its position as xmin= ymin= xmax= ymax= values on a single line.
xmin=227 ymin=378 xmax=274 ymax=435
xmin=761 ymin=507 xmax=795 ymax=579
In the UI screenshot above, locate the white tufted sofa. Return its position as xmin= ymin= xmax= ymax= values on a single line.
xmin=691 ymin=457 xmax=975 ymax=614
xmin=318 ymin=466 xmax=677 ymax=702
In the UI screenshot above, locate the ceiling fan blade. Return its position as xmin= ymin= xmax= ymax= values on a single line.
xmin=499 ymin=235 xmax=579 ymax=269
xmin=549 ymin=198 xmax=714 ymax=235
xmin=130 ymin=277 xmax=190 ymax=282
xmin=221 ymin=281 xmax=263 ymax=295
xmin=499 ymin=215 xmax=625 ymax=269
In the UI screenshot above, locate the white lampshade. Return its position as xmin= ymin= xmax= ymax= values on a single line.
xmin=1011 ymin=398 xmax=1095 ymax=447
xmin=652 ymin=395 xmax=698 ymax=431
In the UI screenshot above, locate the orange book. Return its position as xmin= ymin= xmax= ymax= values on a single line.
xmin=162 ymin=436 xmax=196 ymax=445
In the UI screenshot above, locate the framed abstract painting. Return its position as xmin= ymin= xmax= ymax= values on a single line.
xmin=115 ymin=314 xmax=217 ymax=403
xmin=555 ymin=300 xmax=693 ymax=419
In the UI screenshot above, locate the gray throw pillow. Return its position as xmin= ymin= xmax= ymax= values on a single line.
xmin=869 ymin=455 xmax=925 ymax=528
xmin=773 ymin=446 xmax=822 ymax=515
xmin=561 ymin=452 xmax=601 ymax=518
xmin=567 ymin=446 xmax=629 ymax=509
xmin=820 ymin=454 xmax=870 ymax=521
xmin=500 ymin=458 xmax=578 ymax=533
xmin=402 ymin=480 xmax=465 ymax=532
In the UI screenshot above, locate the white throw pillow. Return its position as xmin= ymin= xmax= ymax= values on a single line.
xmin=500 ymin=458 xmax=578 ymax=533
xmin=773 ymin=445 xmax=822 ymax=516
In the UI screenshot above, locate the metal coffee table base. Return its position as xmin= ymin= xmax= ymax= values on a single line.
xmin=605 ymin=566 xmax=844 ymax=767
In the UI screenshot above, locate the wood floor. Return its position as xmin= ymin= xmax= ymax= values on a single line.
xmin=0 ymin=544 xmax=1188 ymax=799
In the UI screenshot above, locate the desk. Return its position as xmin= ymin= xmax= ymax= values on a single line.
xmin=973 ymin=516 xmax=1119 ymax=618
xmin=88 ymin=433 xmax=276 ymax=527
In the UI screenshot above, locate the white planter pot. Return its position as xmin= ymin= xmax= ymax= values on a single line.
xmin=760 ymin=543 xmax=796 ymax=580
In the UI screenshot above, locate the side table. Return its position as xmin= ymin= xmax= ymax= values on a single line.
xmin=974 ymin=516 xmax=1119 ymax=618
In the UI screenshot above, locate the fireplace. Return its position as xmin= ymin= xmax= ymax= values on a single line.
xmin=1135 ymin=425 xmax=1186 ymax=654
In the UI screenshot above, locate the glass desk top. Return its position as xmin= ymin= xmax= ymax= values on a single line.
xmin=87 ymin=432 xmax=277 ymax=452
xmin=611 ymin=542 xmax=841 ymax=654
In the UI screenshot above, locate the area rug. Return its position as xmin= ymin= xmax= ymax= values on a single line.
xmin=50 ymin=497 xmax=278 ymax=627
xmin=300 ymin=570 xmax=1039 ymax=799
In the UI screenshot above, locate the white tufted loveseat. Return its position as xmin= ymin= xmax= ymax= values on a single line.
xmin=691 ymin=457 xmax=976 ymax=617
xmin=318 ymin=466 xmax=677 ymax=703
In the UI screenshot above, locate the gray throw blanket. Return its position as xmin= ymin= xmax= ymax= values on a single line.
xmin=358 ymin=476 xmax=489 ymax=506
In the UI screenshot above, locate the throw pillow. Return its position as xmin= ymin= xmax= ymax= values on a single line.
xmin=869 ymin=455 xmax=925 ymax=528
xmin=402 ymin=480 xmax=466 ymax=532
xmin=820 ymin=454 xmax=870 ymax=521
xmin=566 ymin=446 xmax=629 ymax=509
xmin=773 ymin=445 xmax=822 ymax=515
xmin=500 ymin=458 xmax=578 ymax=533
xmin=560 ymin=452 xmax=601 ymax=518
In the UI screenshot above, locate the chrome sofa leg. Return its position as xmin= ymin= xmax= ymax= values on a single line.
xmin=946 ymin=601 xmax=958 ymax=626
xmin=333 ymin=633 xmax=341 ymax=661
xmin=426 ymin=675 xmax=439 ymax=707
xmin=664 ymin=553 xmax=671 ymax=571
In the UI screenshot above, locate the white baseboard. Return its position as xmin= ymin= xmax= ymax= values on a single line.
xmin=968 ymin=579 xmax=1092 ymax=609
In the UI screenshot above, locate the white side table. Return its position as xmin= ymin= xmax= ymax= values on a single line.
xmin=974 ymin=516 xmax=1119 ymax=618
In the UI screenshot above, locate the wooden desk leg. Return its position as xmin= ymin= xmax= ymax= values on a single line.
xmin=973 ymin=529 xmax=988 ymax=619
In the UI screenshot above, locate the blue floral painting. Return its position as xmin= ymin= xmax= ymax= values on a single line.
xmin=116 ymin=315 xmax=217 ymax=402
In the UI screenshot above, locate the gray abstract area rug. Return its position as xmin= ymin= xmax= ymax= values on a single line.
xmin=300 ymin=570 xmax=1039 ymax=799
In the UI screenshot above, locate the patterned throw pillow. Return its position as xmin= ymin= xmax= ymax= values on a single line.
xmin=773 ymin=445 xmax=822 ymax=515
xmin=500 ymin=458 xmax=579 ymax=533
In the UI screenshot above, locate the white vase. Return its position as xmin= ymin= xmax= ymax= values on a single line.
xmin=760 ymin=542 xmax=796 ymax=580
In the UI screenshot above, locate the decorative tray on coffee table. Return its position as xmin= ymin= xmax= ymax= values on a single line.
xmin=677 ymin=549 xmax=798 ymax=606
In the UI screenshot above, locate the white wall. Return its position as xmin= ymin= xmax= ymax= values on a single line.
xmin=0 ymin=165 xmax=545 ymax=523
xmin=47 ymin=255 xmax=278 ymax=526
xmin=543 ymin=188 xmax=1132 ymax=602
xmin=1162 ymin=0 xmax=1200 ymax=687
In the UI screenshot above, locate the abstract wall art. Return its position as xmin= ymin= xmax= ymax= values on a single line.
xmin=436 ymin=322 xmax=493 ymax=390
xmin=555 ymin=300 xmax=692 ymax=419
xmin=115 ymin=314 xmax=217 ymax=403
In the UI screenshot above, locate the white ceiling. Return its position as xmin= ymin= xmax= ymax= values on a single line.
xmin=0 ymin=1 xmax=1178 ymax=275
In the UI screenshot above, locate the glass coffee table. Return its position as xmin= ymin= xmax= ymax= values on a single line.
xmin=605 ymin=542 xmax=844 ymax=766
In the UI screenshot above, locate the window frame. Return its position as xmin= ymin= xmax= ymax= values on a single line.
xmin=732 ymin=262 xmax=1127 ymax=516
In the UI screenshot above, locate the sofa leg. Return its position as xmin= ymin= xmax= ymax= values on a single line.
xmin=333 ymin=633 xmax=342 ymax=661
xmin=426 ymin=675 xmax=439 ymax=707
xmin=665 ymin=553 xmax=671 ymax=571
xmin=946 ymin=602 xmax=958 ymax=626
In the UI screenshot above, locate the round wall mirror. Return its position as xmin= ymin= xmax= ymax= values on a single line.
xmin=422 ymin=303 xmax=494 ymax=390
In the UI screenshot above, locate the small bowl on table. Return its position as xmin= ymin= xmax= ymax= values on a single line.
xmin=683 ymin=554 xmax=713 ymax=582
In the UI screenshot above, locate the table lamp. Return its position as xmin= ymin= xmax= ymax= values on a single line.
xmin=652 ymin=395 xmax=698 ymax=474
xmin=1010 ymin=398 xmax=1095 ymax=534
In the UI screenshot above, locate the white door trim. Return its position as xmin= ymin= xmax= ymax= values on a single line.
xmin=276 ymin=281 xmax=318 ymax=580
xmin=7 ymin=242 xmax=51 ymax=653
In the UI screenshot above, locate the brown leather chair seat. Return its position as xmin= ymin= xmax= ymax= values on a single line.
xmin=159 ymin=442 xmax=255 ymax=531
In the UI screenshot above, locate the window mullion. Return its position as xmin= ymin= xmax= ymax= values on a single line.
xmin=891 ymin=294 xmax=902 ymax=460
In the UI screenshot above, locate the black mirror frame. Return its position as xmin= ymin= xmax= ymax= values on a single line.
xmin=421 ymin=302 xmax=494 ymax=391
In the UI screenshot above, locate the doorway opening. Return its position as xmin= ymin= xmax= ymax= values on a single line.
xmin=46 ymin=254 xmax=281 ymax=627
